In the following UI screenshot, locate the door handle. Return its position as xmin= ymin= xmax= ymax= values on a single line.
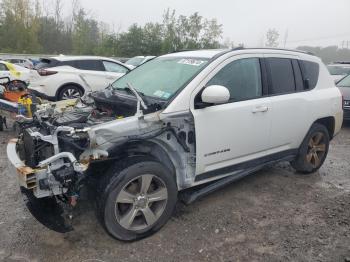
xmin=252 ymin=105 xmax=269 ymax=113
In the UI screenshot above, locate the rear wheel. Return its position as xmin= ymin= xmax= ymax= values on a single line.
xmin=58 ymin=85 xmax=82 ymax=100
xmin=291 ymin=123 xmax=330 ymax=174
xmin=97 ymin=157 xmax=177 ymax=241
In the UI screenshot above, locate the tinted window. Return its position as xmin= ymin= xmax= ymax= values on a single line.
xmin=0 ymin=63 xmax=8 ymax=71
xmin=207 ymin=58 xmax=262 ymax=101
xmin=61 ymin=61 xmax=76 ymax=67
xmin=267 ymin=58 xmax=295 ymax=95
xmin=35 ymin=59 xmax=60 ymax=69
xmin=292 ymin=60 xmax=304 ymax=91
xmin=75 ymin=60 xmax=104 ymax=71
xmin=301 ymin=61 xmax=319 ymax=89
xmin=103 ymin=61 xmax=129 ymax=74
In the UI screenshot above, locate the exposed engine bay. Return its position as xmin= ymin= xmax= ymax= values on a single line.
xmin=11 ymin=86 xmax=196 ymax=231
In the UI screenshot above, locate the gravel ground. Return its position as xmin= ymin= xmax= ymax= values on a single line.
xmin=0 ymin=123 xmax=349 ymax=262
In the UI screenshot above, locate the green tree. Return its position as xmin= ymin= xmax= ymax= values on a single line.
xmin=265 ymin=28 xmax=280 ymax=47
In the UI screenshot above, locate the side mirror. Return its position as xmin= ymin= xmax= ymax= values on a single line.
xmin=201 ymin=85 xmax=230 ymax=104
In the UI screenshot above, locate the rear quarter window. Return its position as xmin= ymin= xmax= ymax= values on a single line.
xmin=300 ymin=60 xmax=319 ymax=89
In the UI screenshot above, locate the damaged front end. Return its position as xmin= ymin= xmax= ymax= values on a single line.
xmin=6 ymin=86 xmax=182 ymax=232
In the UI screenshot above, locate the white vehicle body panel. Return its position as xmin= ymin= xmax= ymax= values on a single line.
xmin=28 ymin=56 xmax=129 ymax=99
xmin=0 ymin=61 xmax=30 ymax=83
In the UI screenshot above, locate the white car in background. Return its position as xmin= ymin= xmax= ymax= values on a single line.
xmin=125 ymin=56 xmax=155 ymax=69
xmin=327 ymin=62 xmax=350 ymax=82
xmin=4 ymin=58 xmax=34 ymax=69
xmin=29 ymin=56 xmax=131 ymax=101
xmin=0 ymin=61 xmax=30 ymax=88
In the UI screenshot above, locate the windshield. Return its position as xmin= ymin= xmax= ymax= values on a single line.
xmin=337 ymin=75 xmax=350 ymax=87
xmin=112 ymin=57 xmax=209 ymax=100
xmin=327 ymin=65 xmax=350 ymax=75
xmin=126 ymin=57 xmax=145 ymax=67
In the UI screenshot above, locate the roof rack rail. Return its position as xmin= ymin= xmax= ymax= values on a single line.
xmin=230 ymin=47 xmax=315 ymax=56
xmin=170 ymin=49 xmax=197 ymax=54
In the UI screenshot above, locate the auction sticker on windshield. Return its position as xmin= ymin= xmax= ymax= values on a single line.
xmin=153 ymin=90 xmax=172 ymax=99
xmin=178 ymin=59 xmax=206 ymax=66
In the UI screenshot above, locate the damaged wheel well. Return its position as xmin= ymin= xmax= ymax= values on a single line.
xmin=120 ymin=141 xmax=177 ymax=178
xmin=88 ymin=141 xmax=177 ymax=184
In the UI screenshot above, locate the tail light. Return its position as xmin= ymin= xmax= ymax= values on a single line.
xmin=342 ymin=95 xmax=344 ymax=110
xmin=37 ymin=69 xmax=57 ymax=76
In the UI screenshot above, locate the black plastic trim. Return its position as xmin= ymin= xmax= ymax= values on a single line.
xmin=194 ymin=149 xmax=298 ymax=182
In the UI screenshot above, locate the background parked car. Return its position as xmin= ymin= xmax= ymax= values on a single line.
xmin=4 ymin=58 xmax=34 ymax=69
xmin=29 ymin=56 xmax=131 ymax=100
xmin=125 ymin=56 xmax=155 ymax=69
xmin=0 ymin=61 xmax=30 ymax=89
xmin=327 ymin=62 xmax=350 ymax=82
xmin=336 ymin=74 xmax=350 ymax=121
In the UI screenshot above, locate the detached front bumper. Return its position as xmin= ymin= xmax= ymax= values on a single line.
xmin=7 ymin=139 xmax=73 ymax=233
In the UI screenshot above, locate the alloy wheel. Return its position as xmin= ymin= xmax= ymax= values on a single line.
xmin=306 ymin=132 xmax=326 ymax=168
xmin=114 ymin=174 xmax=168 ymax=231
xmin=61 ymin=88 xmax=81 ymax=99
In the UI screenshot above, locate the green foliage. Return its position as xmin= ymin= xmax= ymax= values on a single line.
xmin=265 ymin=28 xmax=279 ymax=48
xmin=0 ymin=1 xmax=223 ymax=56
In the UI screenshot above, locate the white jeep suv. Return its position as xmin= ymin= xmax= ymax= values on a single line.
xmin=29 ymin=56 xmax=131 ymax=101
xmin=7 ymin=48 xmax=343 ymax=241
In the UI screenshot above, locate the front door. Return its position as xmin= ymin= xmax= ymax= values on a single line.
xmin=191 ymin=55 xmax=272 ymax=178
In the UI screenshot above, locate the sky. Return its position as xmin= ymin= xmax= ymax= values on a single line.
xmin=67 ymin=0 xmax=350 ymax=48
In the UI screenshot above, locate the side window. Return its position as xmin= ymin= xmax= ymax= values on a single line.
xmin=61 ymin=61 xmax=76 ymax=67
xmin=300 ymin=60 xmax=319 ymax=89
xmin=266 ymin=58 xmax=295 ymax=95
xmin=0 ymin=63 xmax=8 ymax=71
xmin=75 ymin=60 xmax=104 ymax=71
xmin=207 ymin=58 xmax=262 ymax=102
xmin=103 ymin=61 xmax=129 ymax=74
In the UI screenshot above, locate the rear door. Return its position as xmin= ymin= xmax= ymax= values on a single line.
xmin=102 ymin=61 xmax=129 ymax=84
xmin=264 ymin=56 xmax=317 ymax=151
xmin=74 ymin=60 xmax=109 ymax=91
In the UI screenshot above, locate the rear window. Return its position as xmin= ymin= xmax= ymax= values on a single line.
xmin=301 ymin=61 xmax=319 ymax=89
xmin=35 ymin=58 xmax=60 ymax=69
xmin=266 ymin=58 xmax=296 ymax=95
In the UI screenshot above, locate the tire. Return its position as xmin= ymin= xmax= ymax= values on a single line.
xmin=96 ymin=157 xmax=178 ymax=241
xmin=291 ymin=123 xmax=330 ymax=174
xmin=57 ymin=85 xmax=83 ymax=100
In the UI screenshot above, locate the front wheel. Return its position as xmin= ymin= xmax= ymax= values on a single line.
xmin=97 ymin=158 xmax=178 ymax=241
xmin=291 ymin=123 xmax=330 ymax=174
